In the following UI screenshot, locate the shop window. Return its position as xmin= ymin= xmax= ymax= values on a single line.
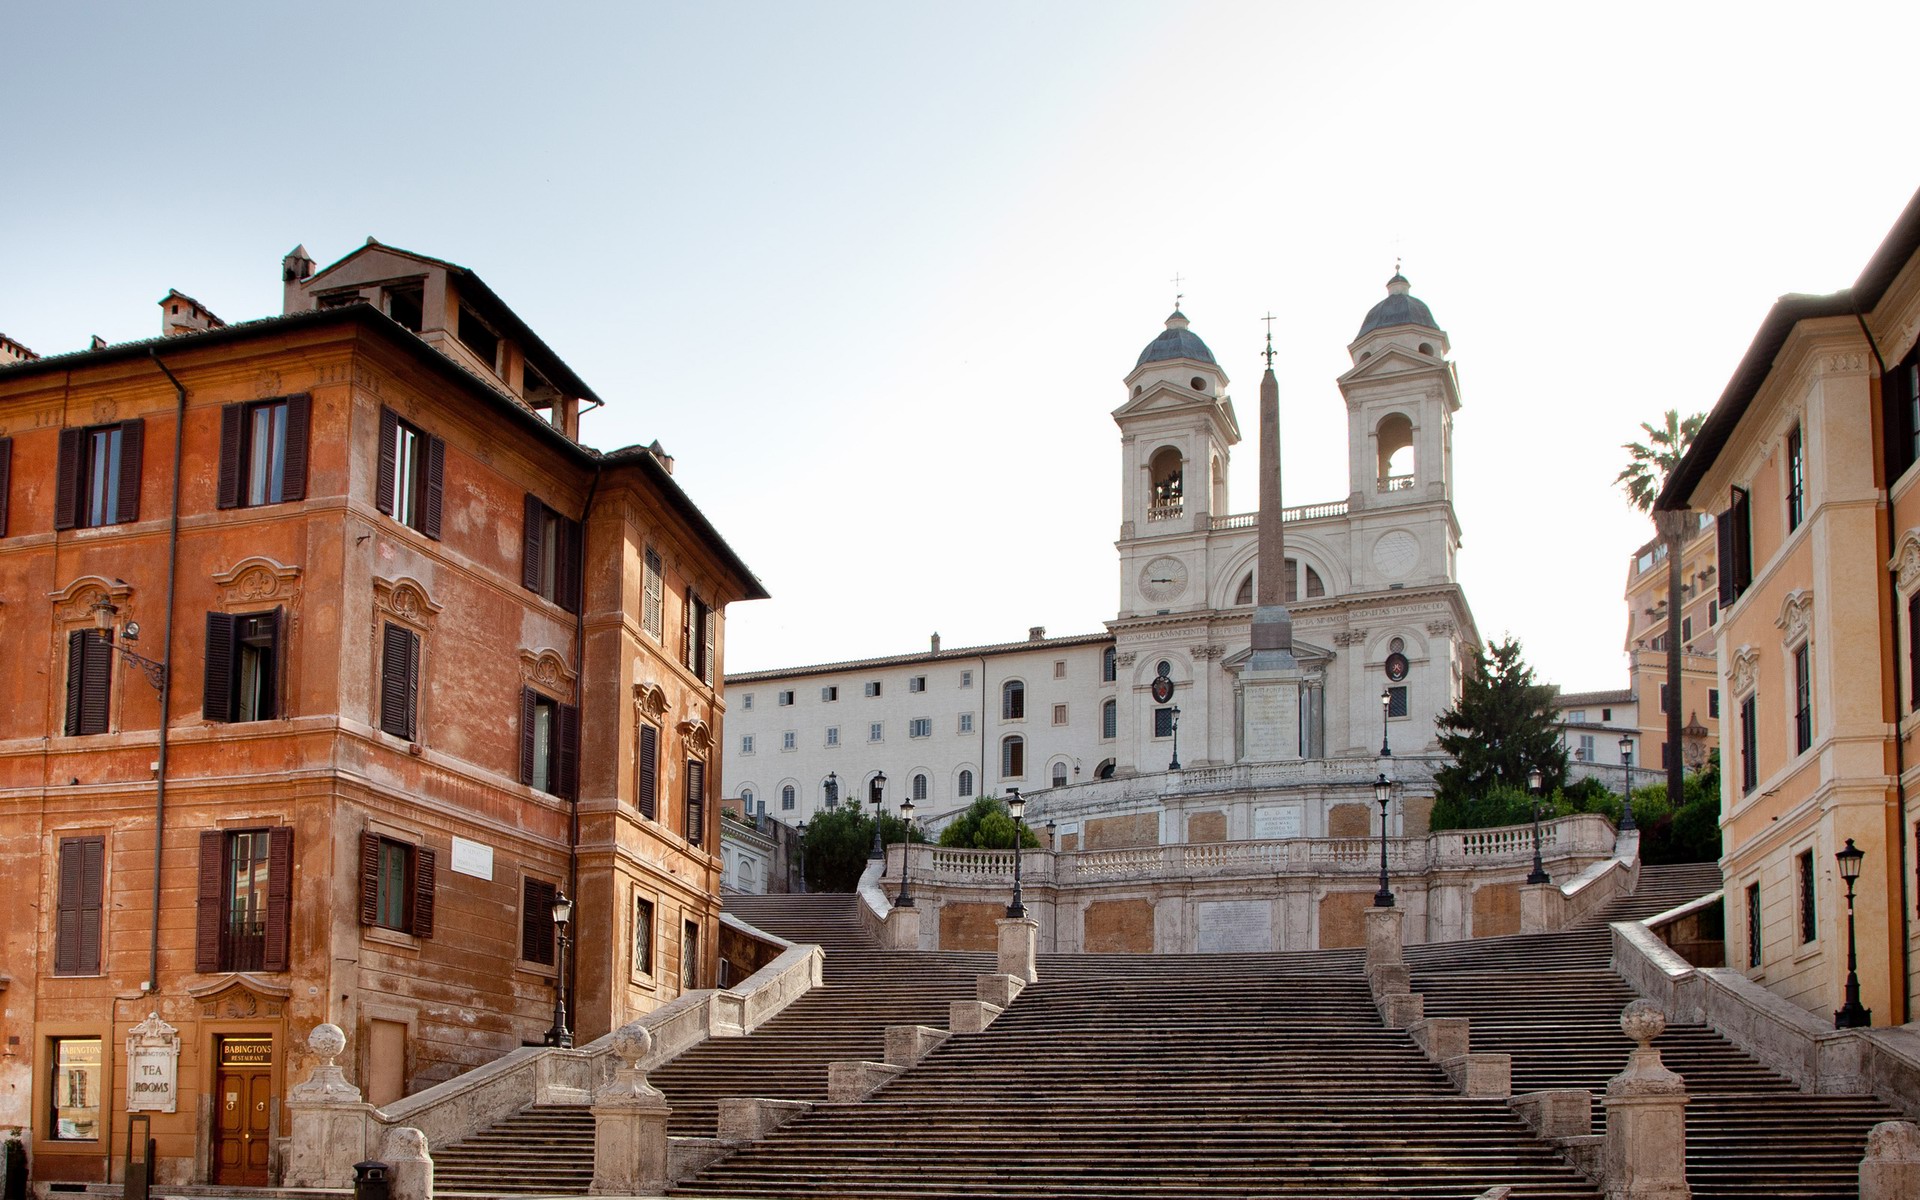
xmin=48 ymin=1037 xmax=102 ymax=1140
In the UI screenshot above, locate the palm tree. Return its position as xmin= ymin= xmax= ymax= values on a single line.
xmin=1616 ymin=410 xmax=1706 ymax=814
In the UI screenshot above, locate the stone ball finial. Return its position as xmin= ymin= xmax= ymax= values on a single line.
xmin=307 ymin=1023 xmax=346 ymax=1064
xmin=610 ymin=1022 xmax=654 ymax=1066
xmin=1620 ymin=999 xmax=1667 ymax=1047
xmin=1865 ymin=1119 xmax=1920 ymax=1161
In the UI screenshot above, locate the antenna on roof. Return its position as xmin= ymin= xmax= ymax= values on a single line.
xmin=1171 ymin=271 xmax=1185 ymax=312
xmin=1262 ymin=312 xmax=1276 ymax=368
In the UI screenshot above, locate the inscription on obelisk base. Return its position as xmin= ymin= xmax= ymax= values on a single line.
xmin=1241 ymin=669 xmax=1302 ymax=762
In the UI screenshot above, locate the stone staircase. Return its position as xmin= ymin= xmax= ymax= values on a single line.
xmin=1407 ymin=862 xmax=1899 ymax=1199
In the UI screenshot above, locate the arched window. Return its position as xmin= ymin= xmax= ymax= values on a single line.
xmin=780 ymin=784 xmax=795 ymax=810
xmin=1051 ymin=761 xmax=1068 ymax=787
xmin=1235 ymin=574 xmax=1253 ymax=605
xmin=1102 ymin=646 xmax=1117 ymax=683
xmin=958 ymin=768 xmax=974 ymax=797
xmin=1095 ymin=758 xmax=1116 ymax=780
xmin=1002 ymin=679 xmax=1025 ymax=720
xmin=1148 ymin=446 xmax=1184 ymax=518
xmin=740 ymin=788 xmax=754 ymax=810
xmin=1102 ymin=698 xmax=1117 ymax=739
xmin=1001 ymin=735 xmax=1025 ymax=778
xmin=1376 ymin=412 xmax=1414 ymax=491
xmin=912 ymin=772 xmax=928 ymax=802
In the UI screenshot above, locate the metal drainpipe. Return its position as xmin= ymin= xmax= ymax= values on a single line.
xmin=568 ymin=461 xmax=601 ymax=1015
xmin=977 ymin=656 xmax=988 ymax=796
xmin=145 ymin=350 xmax=188 ymax=996
xmin=1856 ymin=311 xmax=1912 ymax=1021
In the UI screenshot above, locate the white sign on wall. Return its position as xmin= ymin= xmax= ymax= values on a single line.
xmin=1196 ymin=900 xmax=1272 ymax=952
xmin=125 ymin=1012 xmax=179 ymax=1113
xmin=1253 ymin=805 xmax=1303 ymax=840
xmin=450 ymin=836 xmax=494 ymax=880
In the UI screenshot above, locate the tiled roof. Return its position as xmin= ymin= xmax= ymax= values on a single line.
xmin=726 ymin=631 xmax=1114 ymax=684
xmin=1555 ymin=688 xmax=1634 ymax=707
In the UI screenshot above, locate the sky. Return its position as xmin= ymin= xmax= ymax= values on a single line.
xmin=4 ymin=2 xmax=1918 ymax=691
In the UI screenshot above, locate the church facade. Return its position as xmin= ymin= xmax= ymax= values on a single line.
xmin=722 ymin=276 xmax=1480 ymax=827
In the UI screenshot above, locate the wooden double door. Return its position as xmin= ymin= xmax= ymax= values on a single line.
xmin=212 ymin=1036 xmax=273 ymax=1186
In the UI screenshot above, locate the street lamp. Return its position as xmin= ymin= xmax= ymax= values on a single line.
xmin=893 ymin=797 xmax=916 ymax=908
xmin=1616 ymin=735 xmax=1637 ymax=832
xmin=90 ymin=595 xmax=167 ymax=690
xmin=1372 ymin=770 xmax=1395 ymax=908
xmin=824 ymin=772 xmax=838 ymax=809
xmin=869 ymin=771 xmax=887 ymax=860
xmin=1006 ymin=787 xmax=1028 ymax=918
xmin=1834 ymin=839 xmax=1872 ymax=1029
xmin=1380 ymin=688 xmax=1392 ymax=758
xmin=1168 ymin=706 xmax=1183 ymax=772
xmin=544 ymin=890 xmax=574 ymax=1049
xmin=1526 ymin=767 xmax=1550 ymax=885
xmin=795 ymin=820 xmax=808 ymax=894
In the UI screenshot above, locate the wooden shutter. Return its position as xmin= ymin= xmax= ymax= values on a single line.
xmin=682 ymin=591 xmax=696 ymax=669
xmin=701 ymin=604 xmax=717 ymax=685
xmin=195 ymin=830 xmax=226 ymax=972
xmin=1728 ymin=486 xmax=1752 ymax=601
xmin=65 ymin=629 xmax=87 ymax=735
xmin=217 ymin=404 xmax=244 ymax=509
xmin=422 ymin=434 xmax=445 ymax=540
xmin=519 ymin=687 xmax=538 ymax=785
xmin=1910 ymin=593 xmax=1920 ymax=711
xmin=55 ymin=836 xmax=104 ymax=975
xmin=67 ymin=630 xmax=111 ymax=737
xmin=522 ymin=495 xmax=545 ymax=593
xmin=203 ymin=612 xmax=237 ymax=721
xmin=259 ymin=607 xmax=283 ymax=720
xmin=54 ymin=427 xmax=81 ymax=530
xmin=380 ymin=623 xmax=418 ymax=740
xmin=558 ymin=702 xmax=580 ymax=801
xmin=375 ymin=407 xmax=398 ymax=516
xmin=685 ymin=759 xmax=706 ymax=846
xmin=561 ymin=516 xmax=583 ymax=615
xmin=0 ymin=436 xmax=11 ymax=537
xmin=282 ymin=394 xmax=311 ymax=501
xmin=1716 ymin=507 xmax=1736 ymax=607
xmin=523 ymin=877 xmax=556 ymax=966
xmin=114 ymin=419 xmax=144 ymax=524
xmin=638 ymin=723 xmax=659 ymax=819
xmin=412 ymin=846 xmax=436 ymax=938
xmin=358 ymin=831 xmax=381 ymax=926
xmin=262 ymin=825 xmax=293 ymax=972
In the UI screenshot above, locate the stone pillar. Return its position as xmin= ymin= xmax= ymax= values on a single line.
xmin=284 ymin=1024 xmax=373 ymax=1189
xmin=880 ymin=904 xmax=921 ymax=950
xmin=1602 ymin=1000 xmax=1688 ymax=1200
xmin=590 ymin=1024 xmax=672 ymax=1196
xmin=1860 ymin=1120 xmax=1920 ymax=1200
xmin=381 ymin=1127 xmax=433 ymax=1200
xmin=1364 ymin=905 xmax=1411 ymax=999
xmin=997 ymin=917 xmax=1038 ymax=983
xmin=1520 ymin=883 xmax=1562 ymax=935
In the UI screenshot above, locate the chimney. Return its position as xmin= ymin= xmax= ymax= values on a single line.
xmin=0 ymin=333 xmax=39 ymax=364
xmin=281 ymin=244 xmax=315 ymax=313
xmin=930 ymin=632 xmax=941 ymax=653
xmin=1028 ymin=626 xmax=1046 ymax=642
xmin=89 ymin=335 xmax=108 ymax=351
xmin=159 ymin=290 xmax=225 ymax=338
xmin=646 ymin=439 xmax=675 ymax=475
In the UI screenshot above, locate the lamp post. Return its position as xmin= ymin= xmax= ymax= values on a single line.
xmin=868 ymin=771 xmax=887 ymax=860
xmin=795 ymin=820 xmax=808 ymax=894
xmin=544 ymin=890 xmax=574 ymax=1048
xmin=1380 ymin=688 xmax=1392 ymax=757
xmin=1006 ymin=787 xmax=1028 ymax=918
xmin=1168 ymin=706 xmax=1182 ymax=772
xmin=1526 ymin=767 xmax=1550 ymax=885
xmin=1372 ymin=771 xmax=1395 ymax=908
xmin=1834 ymin=838 xmax=1872 ymax=1029
xmin=893 ymin=797 xmax=916 ymax=908
xmin=1616 ymin=735 xmax=1637 ymax=832
xmin=91 ymin=595 xmax=167 ymax=690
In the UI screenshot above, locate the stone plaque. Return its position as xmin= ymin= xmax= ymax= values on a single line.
xmin=125 ymin=1012 xmax=180 ymax=1113
xmin=450 ymin=836 xmax=493 ymax=880
xmin=1196 ymin=900 xmax=1271 ymax=953
xmin=1241 ymin=671 xmax=1302 ymax=761
xmin=1254 ymin=805 xmax=1303 ymax=840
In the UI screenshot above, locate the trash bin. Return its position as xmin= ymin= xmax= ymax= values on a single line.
xmin=352 ymin=1159 xmax=392 ymax=1200
xmin=2 ymin=1134 xmax=27 ymax=1200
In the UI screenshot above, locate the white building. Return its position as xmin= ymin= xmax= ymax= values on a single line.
xmin=724 ymin=275 xmax=1481 ymax=829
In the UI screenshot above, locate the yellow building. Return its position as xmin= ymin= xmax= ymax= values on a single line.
xmin=1621 ymin=514 xmax=1721 ymax=774
xmin=1662 ymin=184 xmax=1920 ymax=1027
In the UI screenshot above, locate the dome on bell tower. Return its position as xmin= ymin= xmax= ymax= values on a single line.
xmin=1136 ymin=311 xmax=1218 ymax=368
xmin=1356 ymin=274 xmax=1440 ymax=340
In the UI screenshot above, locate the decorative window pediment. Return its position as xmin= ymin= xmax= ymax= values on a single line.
xmin=1731 ymin=644 xmax=1760 ymax=696
xmin=1776 ymin=589 xmax=1813 ymax=648
xmin=213 ymin=556 xmax=302 ymax=607
xmin=519 ymin=648 xmax=576 ymax=695
xmin=374 ymin=575 xmax=441 ymax=632
xmin=633 ymin=680 xmax=669 ymax=719
xmin=1894 ymin=529 xmax=1920 ymax=592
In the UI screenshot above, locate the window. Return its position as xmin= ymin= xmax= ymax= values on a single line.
xmin=522 ymin=877 xmax=557 ymax=966
xmin=520 ymin=688 xmax=580 ymax=798
xmin=64 ymin=629 xmax=113 ymax=736
xmin=375 ymin=408 xmax=444 ymax=538
xmin=1578 ymin=734 xmax=1595 ymax=761
xmin=643 ymin=548 xmax=665 ymax=639
xmin=778 ymin=691 xmax=795 ymax=706
xmin=821 ymin=686 xmax=839 ymax=702
xmin=1659 ymin=684 xmax=1670 ymax=715
xmin=682 ymin=593 xmax=716 ymax=685
xmin=1002 ymin=680 xmax=1025 ymax=720
xmin=1001 ymin=735 xmax=1025 ymax=778
xmin=522 ymin=495 xmax=583 ymax=613
xmin=637 ymin=722 xmax=659 ymax=819
xmin=782 ymin=731 xmax=797 ymax=751
xmin=958 ymin=713 xmax=974 ymax=734
xmin=741 ymin=735 xmax=754 ymax=754
xmin=741 ymin=788 xmax=755 ymax=811
xmin=825 ymin=726 xmax=839 ymax=746
xmin=682 ymin=920 xmax=700 ymax=990
xmin=958 ymin=768 xmax=974 ymax=796
xmin=196 ymin=827 xmax=291 ymax=973
xmin=909 ymin=676 xmax=927 ymax=693
xmin=1912 ymin=594 xmax=1920 ymax=712
xmin=1740 ymin=693 xmax=1759 ymax=795
xmin=1885 ymin=348 xmax=1920 ymax=484
xmin=1601 ymin=707 xmax=1613 ymax=721
xmin=1794 ymin=642 xmax=1812 ymax=754
xmin=54 ymin=836 xmax=104 ymax=975
xmin=781 ymin=784 xmax=795 ymax=811
xmin=741 ymin=692 xmax=754 ymax=711
xmin=912 ymin=772 xmax=928 ymax=801
xmin=359 ymin=832 xmax=435 ymax=937
xmin=633 ymin=896 xmax=655 ymax=977
xmin=1785 ymin=424 xmax=1805 ymax=532
xmin=1746 ymin=882 xmax=1762 ymax=968
xmin=1660 ymin=741 xmax=1671 ymax=769
xmin=1053 ymin=703 xmax=1068 ymax=726
xmin=865 ymin=680 xmax=882 ymax=698
xmin=1709 ymin=600 xmax=1719 ymax=626
xmin=960 ymin=670 xmax=973 ymax=688
xmin=204 ymin=610 xmax=281 ymax=722
xmin=457 ymin=305 xmax=501 ymax=373
xmin=0 ymin=437 xmax=11 ymax=537
xmin=1052 ymin=762 xmax=1068 ymax=787
xmin=385 ymin=283 xmax=425 ymax=332
xmin=218 ymin=396 xmax=310 ymax=509
xmin=1798 ymin=849 xmax=1817 ymax=944
xmin=869 ymin=722 xmax=883 ymax=742
xmin=1102 ymin=647 xmax=1117 ymax=683
xmin=1568 ymin=711 xmax=1587 ymax=723
xmin=1154 ymin=707 xmax=1175 ymax=738
xmin=1681 ymin=616 xmax=1693 ymax=643
xmin=49 ymin=1037 xmax=102 ymax=1140
xmin=910 ymin=718 xmax=932 ymax=738
xmin=1386 ymin=686 xmax=1409 ymax=718
xmin=1102 ymin=698 xmax=1117 ymax=739
xmin=1709 ymin=689 xmax=1720 ymax=719
xmin=685 ymin=758 xmax=708 ymax=846
xmin=1053 ymin=660 xmax=1066 ymax=679
xmin=379 ymin=623 xmax=421 ymax=741
xmin=1717 ymin=485 xmax=1753 ymax=607
xmin=56 ymin=420 xmax=143 ymax=529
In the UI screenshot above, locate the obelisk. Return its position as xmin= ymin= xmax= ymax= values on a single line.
xmin=1240 ymin=328 xmax=1304 ymax=760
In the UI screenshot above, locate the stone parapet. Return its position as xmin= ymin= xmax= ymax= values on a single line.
xmin=1410 ymin=1017 xmax=1470 ymax=1063
xmin=827 ymin=1060 xmax=903 ymax=1103
xmin=997 ymin=917 xmax=1039 ymax=982
xmin=381 ymin=1127 xmax=432 ymax=1200
xmin=884 ymin=1025 xmax=950 ymax=1068
xmin=1510 ymin=1089 xmax=1593 ymax=1139
xmin=1444 ymin=1053 xmax=1512 ymax=1099
xmin=1860 ymin=1120 xmax=1920 ymax=1200
xmin=716 ymin=1098 xmax=812 ymax=1143
xmin=950 ymin=1000 xmax=1003 ymax=1034
xmin=978 ymin=973 xmax=1027 ymax=1008
xmin=1379 ymin=993 xmax=1424 ymax=1029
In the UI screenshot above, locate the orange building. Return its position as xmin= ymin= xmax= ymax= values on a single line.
xmin=1662 ymin=185 xmax=1920 ymax=1027
xmin=1620 ymin=512 xmax=1721 ymax=774
xmin=0 ymin=241 xmax=763 ymax=1187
